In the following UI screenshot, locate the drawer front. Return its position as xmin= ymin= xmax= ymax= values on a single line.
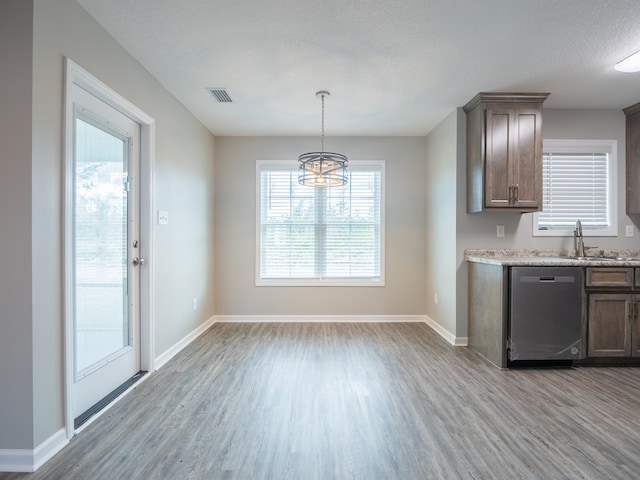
xmin=586 ymin=267 xmax=634 ymax=288
xmin=636 ymin=268 xmax=640 ymax=288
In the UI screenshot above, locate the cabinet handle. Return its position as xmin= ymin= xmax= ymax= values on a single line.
xmin=514 ymin=184 xmax=519 ymax=202
xmin=508 ymin=185 xmax=513 ymax=204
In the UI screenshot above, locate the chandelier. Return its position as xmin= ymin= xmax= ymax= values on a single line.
xmin=298 ymin=90 xmax=348 ymax=187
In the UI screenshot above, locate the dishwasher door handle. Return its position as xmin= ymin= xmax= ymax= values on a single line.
xmin=520 ymin=275 xmax=576 ymax=283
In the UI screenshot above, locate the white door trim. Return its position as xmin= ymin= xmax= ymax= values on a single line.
xmin=63 ymin=58 xmax=155 ymax=440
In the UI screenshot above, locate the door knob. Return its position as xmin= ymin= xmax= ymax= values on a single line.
xmin=132 ymin=257 xmax=145 ymax=267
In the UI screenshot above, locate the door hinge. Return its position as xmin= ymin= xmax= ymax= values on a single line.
xmin=124 ymin=178 xmax=131 ymax=192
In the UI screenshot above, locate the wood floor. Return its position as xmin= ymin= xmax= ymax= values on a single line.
xmin=4 ymin=323 xmax=640 ymax=480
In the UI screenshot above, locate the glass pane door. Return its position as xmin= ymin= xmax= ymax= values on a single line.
xmin=74 ymin=114 xmax=130 ymax=378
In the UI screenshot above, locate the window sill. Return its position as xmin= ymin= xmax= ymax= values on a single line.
xmin=256 ymin=279 xmax=384 ymax=287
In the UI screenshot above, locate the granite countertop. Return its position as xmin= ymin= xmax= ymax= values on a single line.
xmin=465 ymin=249 xmax=640 ymax=266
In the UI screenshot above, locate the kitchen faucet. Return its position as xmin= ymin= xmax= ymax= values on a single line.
xmin=574 ymin=220 xmax=597 ymax=257
xmin=574 ymin=220 xmax=584 ymax=257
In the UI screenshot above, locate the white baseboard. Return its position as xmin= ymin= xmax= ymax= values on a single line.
xmin=154 ymin=315 xmax=215 ymax=370
xmin=454 ymin=336 xmax=469 ymax=347
xmin=0 ymin=428 xmax=67 ymax=473
xmin=214 ymin=314 xmax=426 ymax=323
xmin=423 ymin=314 xmax=468 ymax=346
xmin=215 ymin=314 xmax=468 ymax=345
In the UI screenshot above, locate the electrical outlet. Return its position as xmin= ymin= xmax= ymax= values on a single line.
xmin=158 ymin=210 xmax=169 ymax=225
xmin=497 ymin=225 xmax=505 ymax=238
xmin=192 ymin=298 xmax=197 ymax=310
xmin=434 ymin=293 xmax=438 ymax=305
xmin=626 ymin=225 xmax=634 ymax=237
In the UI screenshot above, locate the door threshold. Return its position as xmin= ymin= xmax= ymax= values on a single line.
xmin=74 ymin=370 xmax=147 ymax=429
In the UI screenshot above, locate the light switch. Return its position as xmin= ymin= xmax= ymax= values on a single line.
xmin=497 ymin=225 xmax=505 ymax=238
xmin=626 ymin=224 xmax=634 ymax=237
xmin=158 ymin=210 xmax=169 ymax=225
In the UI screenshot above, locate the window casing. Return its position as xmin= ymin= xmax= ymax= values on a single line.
xmin=256 ymin=160 xmax=385 ymax=286
xmin=533 ymin=139 xmax=617 ymax=237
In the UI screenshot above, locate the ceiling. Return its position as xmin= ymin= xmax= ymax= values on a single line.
xmin=76 ymin=0 xmax=640 ymax=137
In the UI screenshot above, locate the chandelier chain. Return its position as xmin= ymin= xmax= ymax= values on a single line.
xmin=321 ymin=93 xmax=325 ymax=152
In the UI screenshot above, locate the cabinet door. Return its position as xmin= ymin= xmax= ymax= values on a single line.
xmin=484 ymin=108 xmax=512 ymax=208
xmin=483 ymin=107 xmax=542 ymax=210
xmin=511 ymin=109 xmax=542 ymax=210
xmin=587 ymin=294 xmax=631 ymax=357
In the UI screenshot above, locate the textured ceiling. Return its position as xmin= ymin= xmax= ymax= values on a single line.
xmin=76 ymin=0 xmax=640 ymax=136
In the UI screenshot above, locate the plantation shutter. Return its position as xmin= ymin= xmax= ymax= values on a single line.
xmin=537 ymin=152 xmax=610 ymax=230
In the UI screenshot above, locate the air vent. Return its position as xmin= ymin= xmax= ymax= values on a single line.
xmin=207 ymin=88 xmax=233 ymax=103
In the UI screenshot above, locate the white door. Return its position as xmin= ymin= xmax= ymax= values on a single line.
xmin=70 ymin=85 xmax=142 ymax=424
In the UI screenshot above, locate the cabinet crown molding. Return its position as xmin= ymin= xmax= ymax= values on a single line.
xmin=463 ymin=92 xmax=550 ymax=113
xmin=623 ymin=101 xmax=640 ymax=116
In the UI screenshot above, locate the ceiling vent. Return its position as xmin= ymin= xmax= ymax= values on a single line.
xmin=207 ymin=88 xmax=233 ymax=103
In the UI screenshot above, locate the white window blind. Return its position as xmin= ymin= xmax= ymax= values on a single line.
xmin=533 ymin=139 xmax=617 ymax=237
xmin=538 ymin=152 xmax=609 ymax=229
xmin=256 ymin=161 xmax=384 ymax=286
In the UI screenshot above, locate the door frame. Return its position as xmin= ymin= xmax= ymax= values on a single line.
xmin=63 ymin=58 xmax=155 ymax=439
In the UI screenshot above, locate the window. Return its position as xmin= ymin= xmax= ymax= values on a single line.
xmin=533 ymin=139 xmax=617 ymax=236
xmin=256 ymin=160 xmax=385 ymax=286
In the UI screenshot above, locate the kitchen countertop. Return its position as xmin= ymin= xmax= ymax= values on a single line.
xmin=465 ymin=249 xmax=640 ymax=267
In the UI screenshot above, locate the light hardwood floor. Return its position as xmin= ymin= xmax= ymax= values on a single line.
xmin=3 ymin=323 xmax=640 ymax=479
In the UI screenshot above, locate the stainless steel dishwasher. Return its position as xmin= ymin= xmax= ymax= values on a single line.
xmin=508 ymin=266 xmax=583 ymax=364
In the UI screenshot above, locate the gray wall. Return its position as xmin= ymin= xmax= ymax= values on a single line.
xmin=0 ymin=0 xmax=216 ymax=450
xmin=424 ymin=110 xmax=458 ymax=336
xmin=447 ymin=107 xmax=636 ymax=340
xmin=0 ymin=0 xmax=35 ymax=450
xmin=215 ymin=108 xmax=634 ymax=340
xmin=214 ymin=136 xmax=427 ymax=316
xmin=457 ymin=109 xmax=632 ymax=253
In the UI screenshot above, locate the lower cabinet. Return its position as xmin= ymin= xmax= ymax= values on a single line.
xmin=587 ymin=294 xmax=637 ymax=357
xmin=586 ymin=267 xmax=640 ymax=358
xmin=467 ymin=262 xmax=640 ymax=367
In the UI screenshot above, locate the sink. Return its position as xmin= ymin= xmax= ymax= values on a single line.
xmin=543 ymin=256 xmax=640 ymax=262
xmin=580 ymin=256 xmax=617 ymax=261
xmin=578 ymin=256 xmax=640 ymax=262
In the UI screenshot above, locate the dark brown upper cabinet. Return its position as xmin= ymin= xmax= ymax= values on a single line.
xmin=624 ymin=101 xmax=640 ymax=214
xmin=464 ymin=92 xmax=549 ymax=213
